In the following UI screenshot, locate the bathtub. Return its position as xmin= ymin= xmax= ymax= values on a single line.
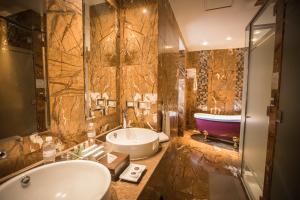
xmin=106 ymin=128 xmax=159 ymax=160
xmin=194 ymin=113 xmax=241 ymax=142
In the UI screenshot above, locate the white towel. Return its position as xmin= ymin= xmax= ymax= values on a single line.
xmin=158 ymin=132 xmax=169 ymax=143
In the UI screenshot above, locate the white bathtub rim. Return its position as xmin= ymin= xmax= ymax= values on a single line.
xmin=194 ymin=113 xmax=241 ymax=123
xmin=106 ymin=128 xmax=159 ymax=146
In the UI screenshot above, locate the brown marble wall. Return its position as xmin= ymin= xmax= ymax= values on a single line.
xmin=46 ymin=0 xmax=86 ymax=142
xmin=118 ymin=0 xmax=184 ymax=132
xmin=119 ymin=0 xmax=159 ymax=128
xmin=88 ymin=2 xmax=119 ymax=117
xmin=186 ymin=49 xmax=245 ymax=128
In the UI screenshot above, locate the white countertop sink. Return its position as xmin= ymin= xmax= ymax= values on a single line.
xmin=0 ymin=160 xmax=111 ymax=200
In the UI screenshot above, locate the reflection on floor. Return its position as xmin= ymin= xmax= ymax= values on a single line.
xmin=190 ymin=132 xmax=238 ymax=151
xmin=138 ymin=130 xmax=247 ymax=200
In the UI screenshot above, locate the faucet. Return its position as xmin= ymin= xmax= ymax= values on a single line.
xmin=122 ymin=109 xmax=128 ymax=129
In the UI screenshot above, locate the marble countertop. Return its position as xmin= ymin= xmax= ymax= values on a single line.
xmin=108 ymin=142 xmax=169 ymax=200
xmin=0 ymin=134 xmax=169 ymax=200
xmin=0 ymin=127 xmax=170 ymax=200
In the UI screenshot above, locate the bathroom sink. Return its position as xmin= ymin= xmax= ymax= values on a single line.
xmin=106 ymin=128 xmax=159 ymax=160
xmin=0 ymin=160 xmax=111 ymax=200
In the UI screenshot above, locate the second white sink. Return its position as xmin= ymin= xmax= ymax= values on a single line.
xmin=0 ymin=160 xmax=111 ymax=200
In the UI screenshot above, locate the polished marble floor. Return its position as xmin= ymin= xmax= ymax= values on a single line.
xmin=138 ymin=130 xmax=247 ymax=200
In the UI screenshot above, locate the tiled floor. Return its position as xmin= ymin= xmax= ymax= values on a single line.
xmin=138 ymin=130 xmax=247 ymax=200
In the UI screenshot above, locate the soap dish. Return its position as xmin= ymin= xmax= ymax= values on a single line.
xmin=119 ymin=163 xmax=147 ymax=183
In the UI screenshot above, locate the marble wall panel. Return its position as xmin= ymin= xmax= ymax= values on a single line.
xmin=186 ymin=49 xmax=245 ymax=128
xmin=47 ymin=0 xmax=86 ymax=141
xmin=119 ymin=0 xmax=158 ymax=128
xmin=88 ymin=3 xmax=118 ymax=103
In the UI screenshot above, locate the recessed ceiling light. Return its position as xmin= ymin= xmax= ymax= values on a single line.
xmin=252 ymin=38 xmax=258 ymax=42
xmin=142 ymin=8 xmax=147 ymax=14
xmin=254 ymin=30 xmax=261 ymax=35
xmin=202 ymin=41 xmax=208 ymax=46
xmin=226 ymin=36 xmax=232 ymax=41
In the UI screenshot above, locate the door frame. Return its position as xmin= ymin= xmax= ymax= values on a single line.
xmin=239 ymin=0 xmax=286 ymax=199
xmin=262 ymin=0 xmax=285 ymax=199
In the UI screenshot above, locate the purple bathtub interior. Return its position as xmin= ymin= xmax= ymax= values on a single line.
xmin=194 ymin=113 xmax=241 ymax=141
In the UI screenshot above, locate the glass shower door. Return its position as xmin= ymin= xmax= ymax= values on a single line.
xmin=241 ymin=1 xmax=276 ymax=199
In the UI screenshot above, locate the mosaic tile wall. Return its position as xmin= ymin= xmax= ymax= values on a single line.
xmin=186 ymin=48 xmax=245 ymax=128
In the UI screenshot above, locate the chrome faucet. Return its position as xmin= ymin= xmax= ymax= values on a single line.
xmin=122 ymin=109 xmax=128 ymax=129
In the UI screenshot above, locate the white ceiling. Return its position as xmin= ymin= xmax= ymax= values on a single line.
xmin=169 ymin=0 xmax=260 ymax=51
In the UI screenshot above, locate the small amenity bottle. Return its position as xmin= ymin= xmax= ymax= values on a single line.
xmin=87 ymin=122 xmax=96 ymax=145
xmin=42 ymin=136 xmax=56 ymax=163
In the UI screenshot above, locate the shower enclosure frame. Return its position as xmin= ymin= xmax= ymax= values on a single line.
xmin=239 ymin=0 xmax=286 ymax=199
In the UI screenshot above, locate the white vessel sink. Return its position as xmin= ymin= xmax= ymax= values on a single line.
xmin=0 ymin=160 xmax=111 ymax=200
xmin=106 ymin=128 xmax=159 ymax=160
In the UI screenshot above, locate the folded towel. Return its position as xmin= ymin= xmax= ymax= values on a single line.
xmin=158 ymin=132 xmax=169 ymax=143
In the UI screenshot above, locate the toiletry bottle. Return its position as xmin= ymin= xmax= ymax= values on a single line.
xmin=87 ymin=122 xmax=96 ymax=145
xmin=42 ymin=136 xmax=56 ymax=163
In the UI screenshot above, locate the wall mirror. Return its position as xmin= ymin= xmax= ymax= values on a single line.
xmin=0 ymin=0 xmax=49 ymax=140
xmin=83 ymin=0 xmax=119 ymax=120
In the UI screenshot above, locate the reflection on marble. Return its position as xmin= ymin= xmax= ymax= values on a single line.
xmin=139 ymin=130 xmax=246 ymax=200
xmin=186 ymin=49 xmax=245 ymax=128
xmin=0 ymin=132 xmax=67 ymax=180
xmin=157 ymin=0 xmax=184 ymax=134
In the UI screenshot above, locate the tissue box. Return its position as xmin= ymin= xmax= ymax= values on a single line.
xmin=98 ymin=152 xmax=130 ymax=181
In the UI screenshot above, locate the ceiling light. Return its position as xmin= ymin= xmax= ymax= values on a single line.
xmin=226 ymin=36 xmax=232 ymax=41
xmin=254 ymin=30 xmax=261 ymax=35
xmin=252 ymin=38 xmax=258 ymax=42
xmin=142 ymin=8 xmax=147 ymax=14
xmin=202 ymin=41 xmax=208 ymax=46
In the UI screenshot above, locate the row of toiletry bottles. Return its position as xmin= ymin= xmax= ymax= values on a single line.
xmin=42 ymin=122 xmax=97 ymax=163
